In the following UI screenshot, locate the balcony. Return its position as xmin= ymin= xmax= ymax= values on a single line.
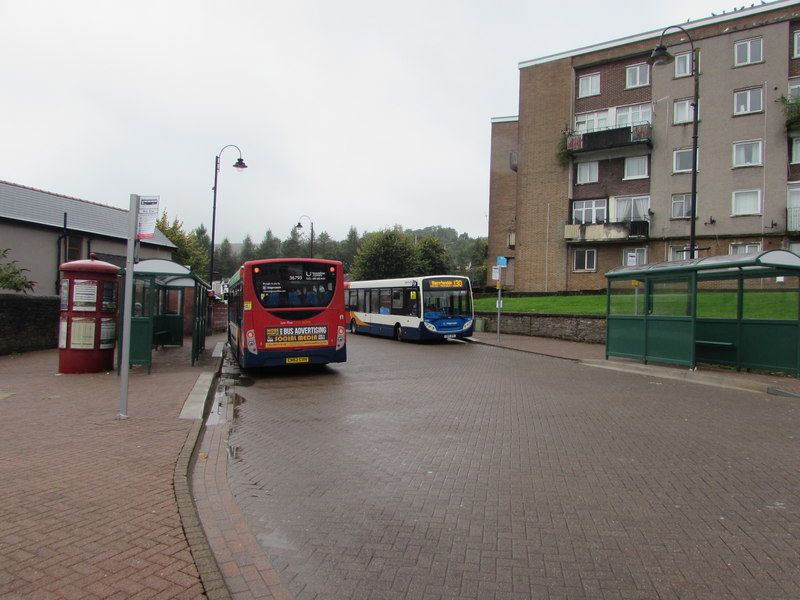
xmin=566 ymin=123 xmax=652 ymax=155
xmin=788 ymin=206 xmax=800 ymax=232
xmin=783 ymin=97 xmax=800 ymax=130
xmin=564 ymin=219 xmax=649 ymax=242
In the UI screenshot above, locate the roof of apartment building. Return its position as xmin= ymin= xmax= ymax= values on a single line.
xmin=518 ymin=0 xmax=800 ymax=68
xmin=0 ymin=180 xmax=175 ymax=248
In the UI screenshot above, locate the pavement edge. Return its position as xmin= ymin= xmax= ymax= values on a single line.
xmin=173 ymin=349 xmax=232 ymax=600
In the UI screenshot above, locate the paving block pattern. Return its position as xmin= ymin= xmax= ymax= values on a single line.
xmin=0 ymin=339 xmax=222 ymax=599
xmin=226 ymin=335 xmax=800 ymax=600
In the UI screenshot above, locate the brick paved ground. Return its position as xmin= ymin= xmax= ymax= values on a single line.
xmin=0 ymin=337 xmax=221 ymax=599
xmin=225 ymin=335 xmax=800 ymax=600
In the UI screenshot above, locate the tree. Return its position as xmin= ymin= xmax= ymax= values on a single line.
xmin=0 ymin=248 xmax=35 ymax=293
xmin=256 ymin=230 xmax=282 ymax=259
xmin=314 ymin=231 xmax=338 ymax=260
xmin=338 ymin=226 xmax=361 ymax=273
xmin=215 ymin=238 xmax=238 ymax=279
xmin=239 ymin=234 xmax=258 ymax=263
xmin=416 ymin=237 xmax=451 ymax=275
xmin=281 ymin=227 xmax=303 ymax=258
xmin=351 ymin=229 xmax=419 ymax=280
xmin=193 ymin=224 xmax=211 ymax=269
xmin=156 ymin=212 xmax=207 ymax=274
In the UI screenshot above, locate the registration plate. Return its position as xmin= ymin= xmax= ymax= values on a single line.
xmin=285 ymin=356 xmax=310 ymax=364
xmin=444 ymin=334 xmax=456 ymax=339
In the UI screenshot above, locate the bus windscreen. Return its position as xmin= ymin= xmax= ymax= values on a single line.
xmin=252 ymin=262 xmax=337 ymax=309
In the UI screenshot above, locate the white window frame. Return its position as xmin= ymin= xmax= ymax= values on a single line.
xmin=578 ymin=73 xmax=600 ymax=98
xmin=675 ymin=52 xmax=693 ymax=78
xmin=732 ymin=140 xmax=763 ymax=168
xmin=573 ymin=248 xmax=597 ymax=272
xmin=732 ymin=189 xmax=762 ymax=216
xmin=625 ymin=63 xmax=650 ymax=89
xmin=673 ymin=99 xmax=695 ymax=124
xmin=729 ymin=242 xmax=761 ymax=255
xmin=623 ymin=247 xmax=647 ymax=267
xmin=792 ymin=137 xmax=800 ymax=164
xmin=615 ymin=103 xmax=652 ymax=127
xmin=734 ymin=37 xmax=763 ymax=66
xmin=613 ymin=195 xmax=650 ymax=222
xmin=794 ymin=31 xmax=800 ymax=59
xmin=623 ymin=156 xmax=648 ymax=180
xmin=671 ymin=193 xmax=693 ymax=219
xmin=790 ymin=78 xmax=800 ymax=100
xmin=574 ymin=110 xmax=609 ymax=133
xmin=576 ymin=161 xmax=599 ymax=185
xmin=734 ymin=87 xmax=763 ymax=115
xmin=673 ymin=148 xmax=696 ymax=173
xmin=572 ymin=198 xmax=606 ymax=224
xmin=669 ymin=245 xmax=690 ymax=261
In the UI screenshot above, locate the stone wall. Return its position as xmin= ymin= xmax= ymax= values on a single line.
xmin=0 ymin=294 xmax=59 ymax=354
xmin=475 ymin=311 xmax=606 ymax=344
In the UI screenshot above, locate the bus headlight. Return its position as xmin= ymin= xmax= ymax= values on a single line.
xmin=424 ymin=322 xmax=436 ymax=332
xmin=463 ymin=319 xmax=473 ymax=330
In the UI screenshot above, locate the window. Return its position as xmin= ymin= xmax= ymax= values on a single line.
xmin=624 ymin=156 xmax=648 ymax=179
xmin=732 ymin=140 xmax=762 ymax=167
xmin=673 ymin=99 xmax=696 ymax=124
xmin=626 ymin=63 xmax=649 ymax=88
xmin=66 ymin=236 xmax=82 ymax=261
xmin=615 ymin=103 xmax=652 ymax=127
xmin=793 ymin=138 xmax=800 ymax=164
xmin=671 ymin=193 xmax=693 ymax=219
xmin=673 ymin=148 xmax=696 ymax=173
xmin=788 ymin=183 xmax=800 ymax=230
xmin=573 ymin=248 xmax=596 ymax=272
xmin=572 ymin=199 xmax=606 ymax=224
xmin=732 ymin=189 xmax=761 ymax=215
xmin=669 ymin=245 xmax=690 ymax=261
xmin=623 ymin=247 xmax=647 ymax=266
xmin=730 ymin=242 xmax=761 ymax=255
xmin=734 ymin=87 xmax=763 ymax=114
xmin=734 ymin=37 xmax=763 ymax=66
xmin=574 ymin=110 xmax=608 ymax=133
xmin=790 ymin=78 xmax=800 ymax=100
xmin=576 ymin=161 xmax=598 ymax=184
xmin=614 ymin=195 xmax=650 ymax=221
xmin=795 ymin=31 xmax=800 ymax=58
xmin=675 ymin=52 xmax=694 ymax=77
xmin=578 ymin=73 xmax=600 ymax=97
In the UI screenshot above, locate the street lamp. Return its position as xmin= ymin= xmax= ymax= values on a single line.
xmin=650 ymin=25 xmax=699 ymax=259
xmin=209 ymin=145 xmax=247 ymax=285
xmin=296 ymin=215 xmax=314 ymax=258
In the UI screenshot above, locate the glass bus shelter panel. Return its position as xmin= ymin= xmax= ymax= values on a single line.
xmin=153 ymin=288 xmax=185 ymax=347
xmin=609 ymin=279 xmax=646 ymax=316
xmin=696 ymin=278 xmax=738 ymax=319
xmin=742 ymin=276 xmax=800 ymax=320
xmin=645 ymin=278 xmax=694 ymax=366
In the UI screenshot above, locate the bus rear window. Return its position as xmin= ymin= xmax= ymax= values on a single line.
xmin=252 ymin=262 xmax=337 ymax=309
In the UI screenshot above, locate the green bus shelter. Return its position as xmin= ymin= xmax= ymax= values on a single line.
xmin=605 ymin=250 xmax=800 ymax=376
xmin=119 ymin=259 xmax=210 ymax=371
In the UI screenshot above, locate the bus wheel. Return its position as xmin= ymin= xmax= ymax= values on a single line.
xmin=350 ymin=319 xmax=356 ymax=334
xmin=394 ymin=324 xmax=403 ymax=341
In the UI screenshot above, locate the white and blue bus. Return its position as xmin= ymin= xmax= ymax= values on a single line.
xmin=345 ymin=275 xmax=474 ymax=341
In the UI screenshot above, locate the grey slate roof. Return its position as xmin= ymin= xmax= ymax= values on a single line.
xmin=0 ymin=180 xmax=176 ymax=248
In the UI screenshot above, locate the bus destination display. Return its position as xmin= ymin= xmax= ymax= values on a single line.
xmin=423 ymin=278 xmax=467 ymax=290
xmin=265 ymin=326 xmax=329 ymax=348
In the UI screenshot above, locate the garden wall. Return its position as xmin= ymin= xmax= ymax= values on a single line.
xmin=0 ymin=294 xmax=59 ymax=354
xmin=475 ymin=311 xmax=606 ymax=344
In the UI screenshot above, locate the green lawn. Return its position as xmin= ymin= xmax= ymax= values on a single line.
xmin=474 ymin=290 xmax=800 ymax=320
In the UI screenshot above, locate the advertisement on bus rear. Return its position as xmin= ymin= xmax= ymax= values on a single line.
xmin=265 ymin=325 xmax=329 ymax=348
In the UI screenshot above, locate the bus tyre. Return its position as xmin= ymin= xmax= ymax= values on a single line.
xmin=394 ymin=324 xmax=403 ymax=342
xmin=350 ymin=319 xmax=356 ymax=334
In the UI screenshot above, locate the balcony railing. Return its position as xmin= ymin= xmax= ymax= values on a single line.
xmin=788 ymin=206 xmax=800 ymax=231
xmin=564 ymin=219 xmax=649 ymax=242
xmin=783 ymin=97 xmax=800 ymax=130
xmin=566 ymin=123 xmax=652 ymax=154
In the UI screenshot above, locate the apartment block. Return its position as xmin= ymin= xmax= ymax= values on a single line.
xmin=488 ymin=0 xmax=800 ymax=292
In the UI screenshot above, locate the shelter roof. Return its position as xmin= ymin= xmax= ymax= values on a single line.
xmin=606 ymin=250 xmax=800 ymax=279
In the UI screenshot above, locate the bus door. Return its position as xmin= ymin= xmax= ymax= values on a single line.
xmin=404 ymin=288 xmax=420 ymax=318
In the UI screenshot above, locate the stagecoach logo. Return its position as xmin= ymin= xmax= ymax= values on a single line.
xmin=265 ymin=326 xmax=328 ymax=348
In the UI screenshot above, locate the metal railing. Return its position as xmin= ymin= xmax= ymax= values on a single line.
xmin=788 ymin=206 xmax=800 ymax=231
xmin=566 ymin=122 xmax=652 ymax=153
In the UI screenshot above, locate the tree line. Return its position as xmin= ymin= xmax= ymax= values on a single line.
xmin=156 ymin=214 xmax=487 ymax=286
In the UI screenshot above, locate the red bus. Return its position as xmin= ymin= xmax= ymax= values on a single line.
xmin=227 ymin=258 xmax=347 ymax=368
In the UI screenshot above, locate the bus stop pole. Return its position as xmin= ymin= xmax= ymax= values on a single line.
xmin=496 ymin=270 xmax=503 ymax=342
xmin=118 ymin=194 xmax=139 ymax=419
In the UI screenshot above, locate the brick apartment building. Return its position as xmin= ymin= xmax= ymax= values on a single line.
xmin=488 ymin=0 xmax=800 ymax=292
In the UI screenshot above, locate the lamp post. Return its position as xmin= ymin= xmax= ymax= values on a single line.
xmin=209 ymin=145 xmax=247 ymax=286
xmin=296 ymin=215 xmax=314 ymax=258
xmin=650 ymin=25 xmax=699 ymax=259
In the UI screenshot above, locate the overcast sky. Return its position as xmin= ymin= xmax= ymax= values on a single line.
xmin=2 ymin=0 xmax=734 ymax=243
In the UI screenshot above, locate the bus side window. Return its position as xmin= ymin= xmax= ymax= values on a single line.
xmin=391 ymin=289 xmax=404 ymax=315
xmin=404 ymin=289 xmax=419 ymax=317
xmin=357 ymin=289 xmax=365 ymax=312
xmin=370 ymin=289 xmax=379 ymax=314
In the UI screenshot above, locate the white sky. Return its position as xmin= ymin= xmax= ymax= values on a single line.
xmin=2 ymin=0 xmax=734 ymax=243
